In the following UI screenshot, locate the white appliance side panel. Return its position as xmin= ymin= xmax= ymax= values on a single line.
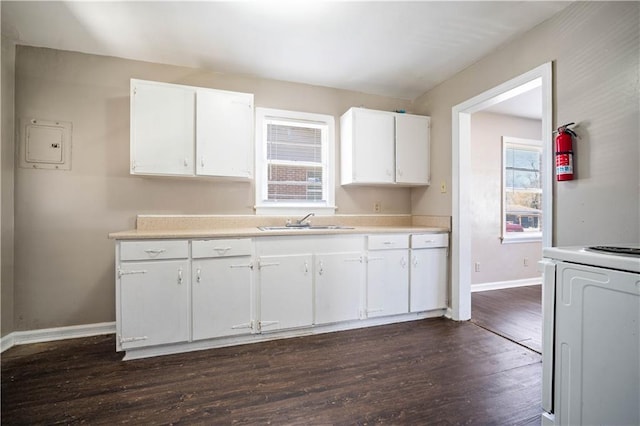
xmin=539 ymin=259 xmax=556 ymax=414
xmin=555 ymin=262 xmax=640 ymax=426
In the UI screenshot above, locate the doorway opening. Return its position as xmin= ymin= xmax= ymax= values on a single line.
xmin=450 ymin=62 xmax=553 ymax=322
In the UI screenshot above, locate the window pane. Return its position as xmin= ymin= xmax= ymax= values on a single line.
xmin=505 ymin=147 xmax=541 ymax=190
xmin=505 ymin=148 xmax=514 ymax=168
xmin=512 ymin=170 xmax=540 ymax=189
xmin=505 ymin=191 xmax=542 ymax=233
xmin=267 ymin=124 xmax=322 ymax=163
xmin=267 ymin=164 xmax=324 ymax=201
xmin=512 ymin=149 xmax=539 ymax=170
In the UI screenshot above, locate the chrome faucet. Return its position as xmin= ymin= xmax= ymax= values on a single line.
xmin=297 ymin=212 xmax=315 ymax=224
xmin=287 ymin=212 xmax=315 ymax=227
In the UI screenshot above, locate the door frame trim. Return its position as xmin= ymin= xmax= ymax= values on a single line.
xmin=450 ymin=62 xmax=553 ymax=321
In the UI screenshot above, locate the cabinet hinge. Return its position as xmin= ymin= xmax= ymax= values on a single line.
xmin=118 ymin=268 xmax=147 ymax=279
xmin=119 ymin=334 xmax=148 ymax=344
xmin=230 ymin=262 xmax=254 ymax=270
xmin=231 ymin=322 xmax=252 ymax=330
xmin=258 ymin=320 xmax=279 ymax=332
xmin=257 ymin=260 xmax=280 ymax=269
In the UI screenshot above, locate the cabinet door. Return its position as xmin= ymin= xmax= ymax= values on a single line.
xmin=351 ymin=108 xmax=395 ymax=184
xmin=130 ymin=80 xmax=195 ymax=175
xmin=119 ymin=260 xmax=190 ymax=349
xmin=315 ymin=252 xmax=364 ymax=324
xmin=192 ymin=257 xmax=253 ymax=340
xmin=196 ymin=89 xmax=254 ymax=178
xmin=367 ymin=250 xmax=409 ymax=318
xmin=396 ymin=114 xmax=430 ymax=185
xmin=258 ymin=254 xmax=313 ymax=332
xmin=410 ymin=248 xmax=447 ymax=312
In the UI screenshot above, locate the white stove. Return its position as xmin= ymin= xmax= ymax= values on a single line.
xmin=543 ymin=243 xmax=640 ymax=273
xmin=540 ymin=243 xmax=640 ymax=425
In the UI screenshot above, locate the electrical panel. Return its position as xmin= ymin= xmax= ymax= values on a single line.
xmin=20 ymin=118 xmax=72 ymax=170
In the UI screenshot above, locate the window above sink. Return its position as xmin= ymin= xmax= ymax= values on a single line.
xmin=254 ymin=107 xmax=336 ymax=216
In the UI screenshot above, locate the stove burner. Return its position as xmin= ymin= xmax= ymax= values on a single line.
xmin=588 ymin=246 xmax=640 ymax=257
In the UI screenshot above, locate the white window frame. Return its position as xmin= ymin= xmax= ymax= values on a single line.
xmin=501 ymin=136 xmax=543 ymax=244
xmin=254 ymin=107 xmax=336 ymax=216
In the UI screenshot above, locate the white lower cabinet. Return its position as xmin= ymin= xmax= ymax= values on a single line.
xmin=192 ymin=257 xmax=253 ymax=340
xmin=192 ymin=239 xmax=254 ymax=340
xmin=410 ymin=234 xmax=449 ymax=312
xmin=256 ymin=235 xmax=365 ymax=328
xmin=257 ymin=254 xmax=313 ymax=332
xmin=117 ymin=240 xmax=190 ymax=350
xmin=315 ymin=252 xmax=364 ymax=324
xmin=366 ymin=235 xmax=410 ymax=318
xmin=115 ymin=232 xmax=447 ymax=358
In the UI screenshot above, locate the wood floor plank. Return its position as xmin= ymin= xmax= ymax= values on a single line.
xmin=2 ymin=318 xmax=541 ymax=425
xmin=471 ymin=285 xmax=542 ymax=353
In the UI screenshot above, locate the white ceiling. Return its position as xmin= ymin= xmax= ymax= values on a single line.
xmin=2 ymin=1 xmax=570 ymax=101
xmin=484 ymin=85 xmax=542 ymax=120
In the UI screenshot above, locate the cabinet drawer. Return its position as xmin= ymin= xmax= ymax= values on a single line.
xmin=411 ymin=233 xmax=448 ymax=249
xmin=368 ymin=234 xmax=409 ymax=250
xmin=120 ymin=240 xmax=189 ymax=261
xmin=192 ymin=238 xmax=252 ymax=259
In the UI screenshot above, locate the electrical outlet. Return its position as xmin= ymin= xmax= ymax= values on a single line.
xmin=374 ymin=201 xmax=381 ymax=213
xmin=474 ymin=262 xmax=480 ymax=272
xmin=440 ymin=181 xmax=447 ymax=193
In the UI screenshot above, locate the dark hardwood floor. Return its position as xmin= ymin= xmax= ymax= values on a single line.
xmin=471 ymin=285 xmax=542 ymax=353
xmin=2 ymin=318 xmax=542 ymax=425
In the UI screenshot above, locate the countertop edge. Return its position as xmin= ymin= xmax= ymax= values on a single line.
xmin=109 ymin=226 xmax=449 ymax=240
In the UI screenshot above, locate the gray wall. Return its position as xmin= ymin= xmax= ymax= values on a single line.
xmin=412 ymin=1 xmax=640 ymax=246
xmin=10 ymin=46 xmax=413 ymax=331
xmin=470 ymin=112 xmax=542 ymax=285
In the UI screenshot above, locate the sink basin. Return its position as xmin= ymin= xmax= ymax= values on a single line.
xmin=258 ymin=225 xmax=354 ymax=231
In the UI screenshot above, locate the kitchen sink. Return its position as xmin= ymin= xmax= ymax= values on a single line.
xmin=257 ymin=225 xmax=355 ymax=231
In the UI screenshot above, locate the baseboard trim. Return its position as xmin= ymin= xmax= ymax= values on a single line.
xmin=1 ymin=322 xmax=116 ymax=353
xmin=1 ymin=333 xmax=15 ymax=353
xmin=471 ymin=277 xmax=542 ymax=293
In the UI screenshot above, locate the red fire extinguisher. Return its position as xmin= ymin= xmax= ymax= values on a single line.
xmin=554 ymin=123 xmax=577 ymax=181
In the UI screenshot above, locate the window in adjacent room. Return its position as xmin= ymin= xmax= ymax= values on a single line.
xmin=255 ymin=108 xmax=335 ymax=215
xmin=501 ymin=136 xmax=542 ymax=243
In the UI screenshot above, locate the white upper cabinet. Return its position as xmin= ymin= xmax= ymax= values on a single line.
xmin=395 ymin=113 xmax=430 ymax=185
xmin=130 ymin=79 xmax=254 ymax=179
xmin=195 ymin=88 xmax=253 ymax=178
xmin=340 ymin=107 xmax=430 ymax=186
xmin=341 ymin=108 xmax=395 ymax=184
xmin=131 ymin=80 xmax=195 ymax=176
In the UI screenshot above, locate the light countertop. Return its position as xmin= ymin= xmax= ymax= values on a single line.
xmin=109 ymin=214 xmax=450 ymax=240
